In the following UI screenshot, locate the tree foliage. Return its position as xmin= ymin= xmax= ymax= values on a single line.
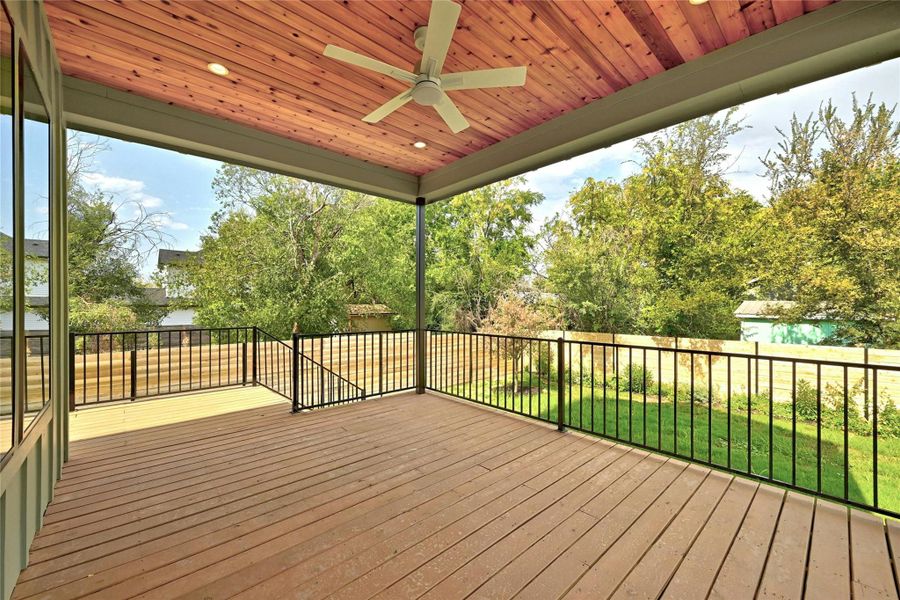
xmin=67 ymin=133 xmax=170 ymax=330
xmin=174 ymin=168 xmax=541 ymax=337
xmin=181 ymin=165 xmax=361 ymax=335
xmin=427 ymin=179 xmax=542 ymax=330
xmin=542 ymin=110 xmax=762 ymax=339
xmin=157 ymin=98 xmax=899 ymax=350
xmin=335 ymin=198 xmax=416 ymax=329
xmin=758 ymin=97 xmax=900 ymax=346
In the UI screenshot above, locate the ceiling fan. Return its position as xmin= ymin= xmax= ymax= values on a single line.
xmin=322 ymin=0 xmax=527 ymax=134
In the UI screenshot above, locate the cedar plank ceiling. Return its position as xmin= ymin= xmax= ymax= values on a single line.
xmin=45 ymin=0 xmax=836 ymax=176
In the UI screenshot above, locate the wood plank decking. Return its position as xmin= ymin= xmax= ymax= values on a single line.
xmin=13 ymin=388 xmax=900 ymax=599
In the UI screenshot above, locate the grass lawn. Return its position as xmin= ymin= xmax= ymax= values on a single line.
xmin=444 ymin=380 xmax=900 ymax=514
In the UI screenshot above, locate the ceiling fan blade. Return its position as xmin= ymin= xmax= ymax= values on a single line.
xmin=421 ymin=0 xmax=461 ymax=77
xmin=442 ymin=66 xmax=527 ymax=91
xmin=434 ymin=93 xmax=469 ymax=133
xmin=324 ymin=45 xmax=416 ymax=83
xmin=363 ymin=89 xmax=414 ymax=123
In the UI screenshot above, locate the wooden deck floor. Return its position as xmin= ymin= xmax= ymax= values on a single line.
xmin=13 ymin=388 xmax=900 ymax=599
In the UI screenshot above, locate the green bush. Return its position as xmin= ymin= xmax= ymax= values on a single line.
xmin=610 ymin=363 xmax=656 ymax=394
xmin=795 ymin=379 xmax=819 ymax=420
xmin=880 ymin=400 xmax=900 ymax=438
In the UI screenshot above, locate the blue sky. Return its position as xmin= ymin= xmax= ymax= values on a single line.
xmin=77 ymin=58 xmax=899 ymax=279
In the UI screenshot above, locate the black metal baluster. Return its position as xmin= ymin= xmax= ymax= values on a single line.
xmin=616 ymin=345 xmax=620 ymax=440
xmin=843 ymin=366 xmax=849 ymax=500
xmin=644 ymin=349 xmax=648 ymax=446
xmin=816 ymin=363 xmax=822 ymax=492
xmin=708 ymin=354 xmax=712 ymax=464
xmin=690 ymin=352 xmax=694 ymax=459
xmin=768 ymin=358 xmax=773 ymax=480
xmin=579 ymin=343 xmax=583 ymax=429
xmin=674 ymin=351 xmax=678 ymax=455
xmin=727 ymin=355 xmax=732 ymax=469
xmin=658 ymin=349 xmax=662 ymax=450
xmin=873 ymin=368 xmax=879 ymax=509
xmin=629 ymin=347 xmax=633 ymax=442
xmin=568 ymin=341 xmax=573 ymax=426
xmin=791 ymin=361 xmax=796 ymax=486
xmin=602 ymin=345 xmax=607 ymax=435
xmin=747 ymin=356 xmax=752 ymax=474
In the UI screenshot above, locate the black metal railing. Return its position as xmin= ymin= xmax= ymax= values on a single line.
xmin=292 ymin=341 xmax=365 ymax=411
xmin=255 ymin=328 xmax=294 ymax=400
xmin=426 ymin=330 xmax=900 ymax=518
xmin=293 ymin=330 xmax=415 ymax=410
xmin=64 ymin=324 xmax=899 ymax=516
xmin=67 ymin=327 xmax=412 ymax=410
xmin=69 ymin=327 xmax=254 ymax=408
xmin=426 ymin=330 xmax=557 ymax=425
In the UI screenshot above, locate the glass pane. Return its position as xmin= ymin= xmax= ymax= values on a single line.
xmin=22 ymin=46 xmax=50 ymax=431
xmin=0 ymin=7 xmax=12 ymax=456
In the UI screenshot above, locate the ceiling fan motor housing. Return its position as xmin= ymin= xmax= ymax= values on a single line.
xmin=322 ymin=0 xmax=527 ymax=133
xmin=412 ymin=79 xmax=443 ymax=106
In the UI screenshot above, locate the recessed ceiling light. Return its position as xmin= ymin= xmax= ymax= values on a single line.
xmin=688 ymin=0 xmax=709 ymax=4
xmin=413 ymin=141 xmax=427 ymax=149
xmin=207 ymin=62 xmax=230 ymax=76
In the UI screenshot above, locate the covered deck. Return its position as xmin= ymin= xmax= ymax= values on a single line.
xmin=12 ymin=389 xmax=900 ymax=600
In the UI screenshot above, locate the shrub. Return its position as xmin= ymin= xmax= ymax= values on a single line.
xmin=880 ymin=399 xmax=900 ymax=438
xmin=610 ymin=363 xmax=656 ymax=394
xmin=795 ymin=379 xmax=819 ymax=421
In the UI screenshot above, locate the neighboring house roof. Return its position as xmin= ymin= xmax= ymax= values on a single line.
xmin=157 ymin=249 xmax=201 ymax=268
xmin=734 ymin=300 xmax=829 ymax=321
xmin=0 ymin=234 xmax=50 ymax=259
xmin=347 ymin=304 xmax=395 ymax=316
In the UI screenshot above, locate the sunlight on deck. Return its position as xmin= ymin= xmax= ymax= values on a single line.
xmin=68 ymin=386 xmax=287 ymax=442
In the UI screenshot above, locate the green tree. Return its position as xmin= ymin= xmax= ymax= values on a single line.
xmin=541 ymin=178 xmax=644 ymax=333
xmin=427 ymin=178 xmax=542 ymax=330
xmin=543 ymin=111 xmax=761 ymax=339
xmin=759 ymin=97 xmax=900 ymax=347
xmin=181 ymin=165 xmax=361 ymax=337
xmin=629 ymin=110 xmax=762 ymax=339
xmin=335 ymin=198 xmax=416 ymax=329
xmin=67 ymin=134 xmax=169 ymax=330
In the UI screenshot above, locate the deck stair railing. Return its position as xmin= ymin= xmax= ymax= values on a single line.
xmin=292 ymin=330 xmax=415 ymax=409
xmin=254 ymin=328 xmax=293 ymax=400
xmin=66 ymin=326 xmax=383 ymax=410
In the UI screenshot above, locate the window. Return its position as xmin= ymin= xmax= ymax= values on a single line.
xmin=0 ymin=5 xmax=13 ymax=458
xmin=21 ymin=44 xmax=51 ymax=432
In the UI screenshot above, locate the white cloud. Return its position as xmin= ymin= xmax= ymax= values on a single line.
xmin=521 ymin=58 xmax=899 ymax=221
xmin=150 ymin=213 xmax=189 ymax=231
xmin=81 ymin=172 xmax=164 ymax=209
xmin=80 ymin=172 xmax=191 ymax=233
